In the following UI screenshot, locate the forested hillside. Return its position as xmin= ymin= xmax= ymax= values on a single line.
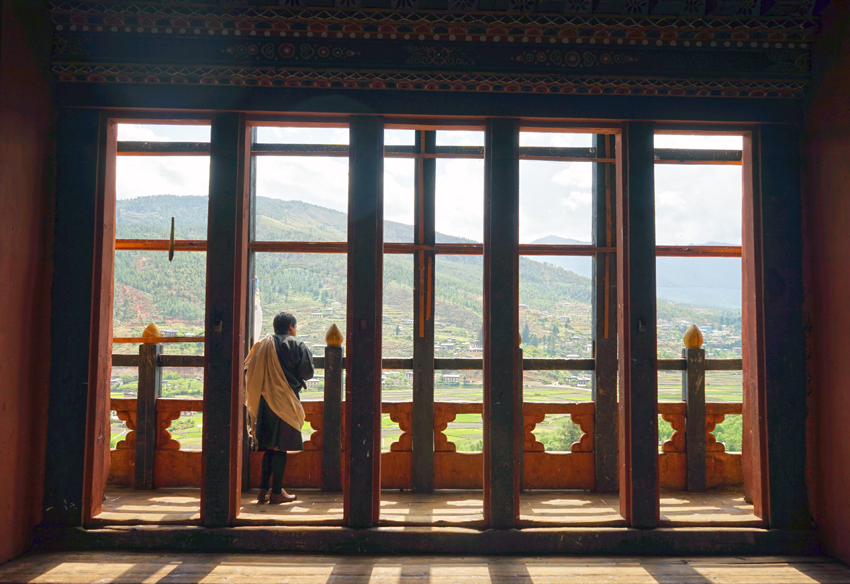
xmin=114 ymin=196 xmax=595 ymax=355
xmin=114 ymin=195 xmax=740 ymax=362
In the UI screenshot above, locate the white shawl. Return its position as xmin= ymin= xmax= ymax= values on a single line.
xmin=244 ymin=335 xmax=306 ymax=442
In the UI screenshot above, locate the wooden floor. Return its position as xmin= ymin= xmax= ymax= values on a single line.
xmin=97 ymin=487 xmax=760 ymax=527
xmin=2 ymin=553 xmax=849 ymax=583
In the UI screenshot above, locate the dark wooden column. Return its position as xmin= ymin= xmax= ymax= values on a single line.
xmin=135 ymin=343 xmax=162 ymax=490
xmin=81 ymin=113 xmax=117 ymax=525
xmin=322 ymin=326 xmax=344 ymax=492
xmin=592 ymin=133 xmax=619 ymax=493
xmin=742 ymin=125 xmax=807 ymax=529
xmin=344 ymin=115 xmax=384 ymax=528
xmin=45 ymin=109 xmax=103 ymax=526
xmin=615 ymin=122 xmax=659 ymax=529
xmin=241 ymin=127 xmax=258 ymax=493
xmin=413 ymin=130 xmax=437 ymax=493
xmin=682 ymin=346 xmax=706 ymax=492
xmin=202 ymin=113 xmax=250 ymax=527
xmin=483 ymin=118 xmax=521 ymax=529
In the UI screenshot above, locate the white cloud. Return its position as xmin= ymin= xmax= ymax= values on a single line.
xmin=654 ymin=165 xmax=742 ymax=245
xmin=436 ymin=131 xmax=484 ymax=146
xmin=551 ymin=162 xmax=593 ymax=190
xmin=116 ymin=156 xmax=210 ymax=200
xmin=654 ymin=134 xmax=743 ymax=150
xmin=255 ymin=126 xmax=348 ymax=145
xmin=520 ymin=160 xmax=593 ymax=243
xmin=435 ymin=159 xmax=484 ymax=241
xmin=520 ymin=132 xmax=593 ymax=147
xmin=384 ymin=158 xmax=415 ymax=226
xmin=255 ymin=156 xmax=349 ymax=212
xmin=117 ymin=123 xmax=210 ymax=142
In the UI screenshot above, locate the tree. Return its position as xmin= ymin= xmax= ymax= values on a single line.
xmin=534 ymin=417 xmax=584 ymax=451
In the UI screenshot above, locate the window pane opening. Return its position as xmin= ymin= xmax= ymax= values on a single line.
xmin=117 ymin=123 xmax=211 ymax=142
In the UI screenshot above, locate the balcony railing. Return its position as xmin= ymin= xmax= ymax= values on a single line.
xmin=108 ymin=328 xmax=742 ymax=492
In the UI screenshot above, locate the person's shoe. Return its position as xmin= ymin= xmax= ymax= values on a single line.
xmin=269 ymin=491 xmax=297 ymax=504
xmin=257 ymin=489 xmax=268 ymax=504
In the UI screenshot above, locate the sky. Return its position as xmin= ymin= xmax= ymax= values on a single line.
xmin=115 ymin=124 xmax=743 ymax=247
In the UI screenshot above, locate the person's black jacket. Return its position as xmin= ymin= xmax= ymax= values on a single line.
xmin=271 ymin=333 xmax=314 ymax=395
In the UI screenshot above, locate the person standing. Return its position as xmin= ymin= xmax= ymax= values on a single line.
xmin=245 ymin=312 xmax=314 ymax=504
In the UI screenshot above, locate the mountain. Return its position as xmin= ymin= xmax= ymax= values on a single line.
xmin=529 ymin=235 xmax=742 ymax=309
xmin=113 ymin=196 xmax=593 ymax=348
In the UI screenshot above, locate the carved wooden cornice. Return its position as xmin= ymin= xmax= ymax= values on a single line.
xmin=50 ymin=1 xmax=817 ymax=98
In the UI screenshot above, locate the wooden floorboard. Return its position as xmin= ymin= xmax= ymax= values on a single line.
xmin=96 ymin=488 xmax=758 ymax=528
xmin=1 ymin=553 xmax=847 ymax=583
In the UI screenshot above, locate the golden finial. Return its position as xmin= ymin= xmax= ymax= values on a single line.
xmin=142 ymin=322 xmax=162 ymax=338
xmin=683 ymin=324 xmax=703 ymax=349
xmin=518 ymin=331 xmax=522 ymax=347
xmin=326 ymin=323 xmax=344 ymax=347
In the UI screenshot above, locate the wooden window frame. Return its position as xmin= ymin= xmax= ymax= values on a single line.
xmin=84 ymin=111 xmax=798 ymax=532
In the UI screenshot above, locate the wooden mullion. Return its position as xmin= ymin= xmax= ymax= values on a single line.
xmin=592 ymin=133 xmax=618 ymax=494
xmin=201 ymin=113 xmax=249 ymax=527
xmin=655 ymin=245 xmax=741 ymax=257
xmin=82 ymin=113 xmax=118 ymax=525
xmin=242 ymin=128 xmax=258 ymax=494
xmin=112 ymin=354 xmax=140 ymax=367
xmin=412 ymin=130 xmax=436 ymax=494
xmin=344 ymin=115 xmax=384 ymax=528
xmin=116 ymin=240 xmax=207 ymax=252
xmin=742 ymin=128 xmax=768 ymax=521
xmin=117 ymin=141 xmax=209 ymax=155
xmin=249 ymin=241 xmax=347 ymax=253
xmin=483 ymin=118 xmax=521 ymax=529
xmin=158 ymin=355 xmax=205 ymax=368
xmin=748 ymin=125 xmax=807 ymax=529
xmin=115 ymin=239 xmax=740 ymax=258
xmin=521 ymin=358 xmax=596 ymax=371
xmin=616 ymin=122 xmax=659 ymax=529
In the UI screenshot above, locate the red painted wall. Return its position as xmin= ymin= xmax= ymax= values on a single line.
xmin=0 ymin=0 xmax=55 ymax=565
xmin=803 ymin=0 xmax=850 ymax=565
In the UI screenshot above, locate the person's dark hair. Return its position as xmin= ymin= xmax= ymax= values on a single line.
xmin=273 ymin=312 xmax=297 ymax=335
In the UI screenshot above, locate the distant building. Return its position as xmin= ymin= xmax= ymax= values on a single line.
xmin=441 ymin=374 xmax=461 ymax=383
xmin=160 ymin=328 xmax=177 ymax=337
